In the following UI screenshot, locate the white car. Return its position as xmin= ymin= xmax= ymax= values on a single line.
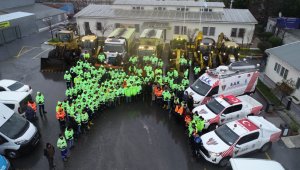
xmin=193 ymin=95 xmax=263 ymax=131
xmin=0 ymin=79 xmax=32 ymax=94
xmin=227 ymin=158 xmax=286 ymax=170
xmin=199 ymin=116 xmax=281 ymax=167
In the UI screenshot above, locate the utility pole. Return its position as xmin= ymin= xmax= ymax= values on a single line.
xmin=230 ymin=0 xmax=233 ymax=9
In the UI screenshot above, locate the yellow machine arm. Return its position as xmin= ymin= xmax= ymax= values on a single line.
xmin=208 ymin=53 xmax=213 ymax=68
xmin=176 ymin=49 xmax=181 ymax=71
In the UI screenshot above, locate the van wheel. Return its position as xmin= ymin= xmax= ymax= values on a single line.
xmin=219 ymin=157 xmax=230 ymax=167
xmin=6 ymin=150 xmax=20 ymax=159
xmin=208 ymin=124 xmax=217 ymax=131
xmin=247 ymin=113 xmax=254 ymax=117
xmin=260 ymin=142 xmax=272 ymax=152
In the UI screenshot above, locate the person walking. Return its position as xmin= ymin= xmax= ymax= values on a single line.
xmin=57 ymin=134 xmax=69 ymax=162
xmin=25 ymin=106 xmax=36 ymax=125
xmin=44 ymin=143 xmax=56 ymax=170
xmin=260 ymin=51 xmax=268 ymax=66
xmin=36 ymin=91 xmax=47 ymax=117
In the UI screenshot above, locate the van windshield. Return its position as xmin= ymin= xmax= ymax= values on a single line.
xmin=0 ymin=113 xmax=29 ymax=139
xmin=7 ymin=82 xmax=24 ymax=91
xmin=20 ymin=94 xmax=32 ymax=113
xmin=190 ymin=79 xmax=212 ymax=96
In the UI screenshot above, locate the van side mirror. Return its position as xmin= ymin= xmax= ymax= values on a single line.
xmin=221 ymin=113 xmax=226 ymax=117
xmin=235 ymin=144 xmax=241 ymax=149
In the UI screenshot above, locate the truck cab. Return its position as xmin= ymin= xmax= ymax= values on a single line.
xmin=104 ymin=38 xmax=127 ymax=64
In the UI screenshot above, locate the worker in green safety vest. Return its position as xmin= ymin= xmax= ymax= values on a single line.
xmin=83 ymin=50 xmax=90 ymax=61
xmin=194 ymin=66 xmax=201 ymax=81
xmin=57 ymin=134 xmax=69 ymax=162
xmin=64 ymin=127 xmax=74 ymax=149
xmin=64 ymin=71 xmax=72 ymax=88
xmin=98 ymin=52 xmax=105 ymax=64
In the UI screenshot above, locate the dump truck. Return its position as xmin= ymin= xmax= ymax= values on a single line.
xmin=102 ymin=28 xmax=136 ymax=67
xmin=41 ymin=30 xmax=81 ymax=72
xmin=137 ymin=29 xmax=164 ymax=58
xmin=212 ymin=32 xmax=240 ymax=67
xmin=168 ymin=35 xmax=188 ymax=71
xmin=193 ymin=31 xmax=215 ymax=70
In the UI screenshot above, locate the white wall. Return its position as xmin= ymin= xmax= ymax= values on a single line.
xmin=113 ymin=5 xmax=223 ymax=12
xmin=77 ymin=17 xmax=255 ymax=44
xmin=265 ymin=54 xmax=300 ymax=99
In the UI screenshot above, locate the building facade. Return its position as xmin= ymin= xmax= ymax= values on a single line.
xmin=265 ymin=41 xmax=300 ymax=99
xmin=75 ymin=0 xmax=257 ymax=44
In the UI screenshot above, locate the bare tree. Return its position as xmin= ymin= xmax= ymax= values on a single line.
xmin=97 ymin=20 xmax=112 ymax=40
xmin=246 ymin=29 xmax=254 ymax=51
xmin=187 ymin=28 xmax=197 ymax=48
xmin=273 ymin=78 xmax=296 ymax=104
xmin=43 ymin=14 xmax=55 ymax=42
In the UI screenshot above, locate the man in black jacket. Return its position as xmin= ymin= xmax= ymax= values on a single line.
xmin=102 ymin=71 xmax=111 ymax=82
xmin=25 ymin=106 xmax=36 ymax=124
xmin=69 ymin=118 xmax=78 ymax=141
xmin=145 ymin=82 xmax=152 ymax=101
xmin=188 ymin=95 xmax=194 ymax=112
xmin=177 ymin=87 xmax=184 ymax=103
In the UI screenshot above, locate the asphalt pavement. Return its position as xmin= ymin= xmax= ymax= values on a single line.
xmin=0 ymin=30 xmax=299 ymax=170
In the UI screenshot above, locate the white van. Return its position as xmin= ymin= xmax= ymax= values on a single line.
xmin=0 ymin=104 xmax=40 ymax=159
xmin=226 ymin=158 xmax=286 ymax=170
xmin=0 ymin=92 xmax=33 ymax=116
xmin=186 ymin=61 xmax=259 ymax=107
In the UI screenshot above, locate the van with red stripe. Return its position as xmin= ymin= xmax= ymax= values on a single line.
xmin=199 ymin=116 xmax=281 ymax=167
xmin=192 ymin=95 xmax=263 ymax=131
xmin=185 ymin=61 xmax=259 ymax=107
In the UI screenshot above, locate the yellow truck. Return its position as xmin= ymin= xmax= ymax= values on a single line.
xmin=168 ymin=35 xmax=188 ymax=71
xmin=102 ymin=28 xmax=136 ymax=66
xmin=137 ymin=29 xmax=164 ymax=58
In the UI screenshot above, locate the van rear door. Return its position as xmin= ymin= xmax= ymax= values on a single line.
xmin=19 ymin=94 xmax=32 ymax=114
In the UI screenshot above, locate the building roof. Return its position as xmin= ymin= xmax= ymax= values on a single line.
xmin=266 ymin=41 xmax=300 ymax=72
xmin=113 ymin=0 xmax=225 ymax=7
xmin=0 ymin=11 xmax=34 ymax=22
xmin=74 ymin=5 xmax=257 ymax=24
xmin=1 ymin=3 xmax=66 ymax=20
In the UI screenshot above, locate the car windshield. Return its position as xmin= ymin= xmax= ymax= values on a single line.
xmin=190 ymin=79 xmax=212 ymax=96
xmin=0 ymin=113 xmax=29 ymax=139
xmin=58 ymin=33 xmax=71 ymax=43
xmin=206 ymin=100 xmax=224 ymax=115
xmin=20 ymin=94 xmax=32 ymax=113
xmin=215 ymin=125 xmax=239 ymax=146
xmin=7 ymin=82 xmax=24 ymax=91
xmin=104 ymin=43 xmax=123 ymax=52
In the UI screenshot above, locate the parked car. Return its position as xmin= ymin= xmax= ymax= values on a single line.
xmin=199 ymin=116 xmax=282 ymax=167
xmin=193 ymin=95 xmax=263 ymax=131
xmin=0 ymin=155 xmax=14 ymax=170
xmin=0 ymin=104 xmax=40 ymax=159
xmin=0 ymin=79 xmax=32 ymax=94
xmin=226 ymin=158 xmax=286 ymax=170
xmin=0 ymin=92 xmax=33 ymax=116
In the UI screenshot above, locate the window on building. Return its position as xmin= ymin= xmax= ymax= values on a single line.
xmin=181 ymin=26 xmax=187 ymax=35
xmin=276 ymin=64 xmax=281 ymax=74
xmin=238 ymin=28 xmax=246 ymax=38
xmin=84 ymin=22 xmax=89 ymax=30
xmin=141 ymin=7 xmax=144 ymax=10
xmin=284 ymin=69 xmax=289 ymax=79
xmin=280 ymin=67 xmax=286 ymax=77
xmin=203 ymin=27 xmax=208 ymax=35
xmin=231 ymin=28 xmax=237 ymax=37
xmin=174 ymin=26 xmax=180 ymax=34
xmin=201 ymin=8 xmax=212 ymax=12
xmin=296 ymin=78 xmax=300 ymax=89
xmin=133 ymin=6 xmax=144 ymax=10
xmin=155 ymin=7 xmax=166 ymax=10
xmin=115 ymin=23 xmax=121 ymax=28
xmin=209 ymin=9 xmax=212 ymax=12
xmin=96 ymin=22 xmax=101 ymax=31
xmin=177 ymin=7 xmax=189 ymax=11
xmin=274 ymin=62 xmax=278 ymax=71
xmin=134 ymin=24 xmax=140 ymax=33
xmin=133 ymin=7 xmax=136 ymax=10
xmin=209 ymin=27 xmax=215 ymax=36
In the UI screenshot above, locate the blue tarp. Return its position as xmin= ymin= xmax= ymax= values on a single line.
xmin=58 ymin=3 xmax=74 ymax=15
xmin=277 ymin=18 xmax=300 ymax=29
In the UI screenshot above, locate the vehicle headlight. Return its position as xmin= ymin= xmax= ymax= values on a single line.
xmin=121 ymin=62 xmax=124 ymax=65
xmin=104 ymin=60 xmax=107 ymax=64
xmin=198 ymin=51 xmax=200 ymax=53
xmin=15 ymin=140 xmax=29 ymax=145
xmin=209 ymin=151 xmax=222 ymax=157
xmin=194 ymin=101 xmax=200 ymax=104
xmin=205 ymin=119 xmax=210 ymax=123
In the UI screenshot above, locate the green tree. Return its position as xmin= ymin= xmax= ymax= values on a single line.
xmin=274 ymin=0 xmax=300 ymax=18
xmin=261 ymin=32 xmax=273 ymax=41
xmin=268 ymin=36 xmax=282 ymax=47
xmin=257 ymin=41 xmax=272 ymax=52
xmin=273 ymin=78 xmax=296 ymax=104
xmin=232 ymin=0 xmax=251 ymax=9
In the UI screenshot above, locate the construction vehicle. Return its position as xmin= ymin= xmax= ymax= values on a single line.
xmin=41 ymin=30 xmax=81 ymax=72
xmin=212 ymin=32 xmax=240 ymax=67
xmin=168 ymin=35 xmax=188 ymax=71
xmin=101 ymin=28 xmax=136 ymax=68
xmin=193 ymin=31 xmax=215 ymax=70
xmin=81 ymin=35 xmax=100 ymax=65
xmin=137 ymin=29 xmax=164 ymax=58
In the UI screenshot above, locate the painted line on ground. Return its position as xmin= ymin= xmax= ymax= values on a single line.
xmin=14 ymin=47 xmax=37 ymax=58
xmin=31 ymin=48 xmax=51 ymax=59
xmin=265 ymin=152 xmax=271 ymax=160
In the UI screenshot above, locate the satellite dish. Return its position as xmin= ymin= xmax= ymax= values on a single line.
xmin=279 ymin=12 xmax=282 ymax=18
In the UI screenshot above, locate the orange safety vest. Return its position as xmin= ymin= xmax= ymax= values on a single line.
xmin=28 ymin=101 xmax=37 ymax=111
xmin=56 ymin=110 xmax=65 ymax=119
xmin=175 ymin=105 xmax=179 ymax=113
xmin=185 ymin=116 xmax=192 ymax=125
xmin=178 ymin=106 xmax=183 ymax=115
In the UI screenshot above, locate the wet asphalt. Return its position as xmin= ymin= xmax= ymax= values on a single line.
xmin=0 ymin=29 xmax=299 ymax=170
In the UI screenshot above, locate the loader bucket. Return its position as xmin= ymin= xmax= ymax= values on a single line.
xmin=40 ymin=58 xmax=66 ymax=73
